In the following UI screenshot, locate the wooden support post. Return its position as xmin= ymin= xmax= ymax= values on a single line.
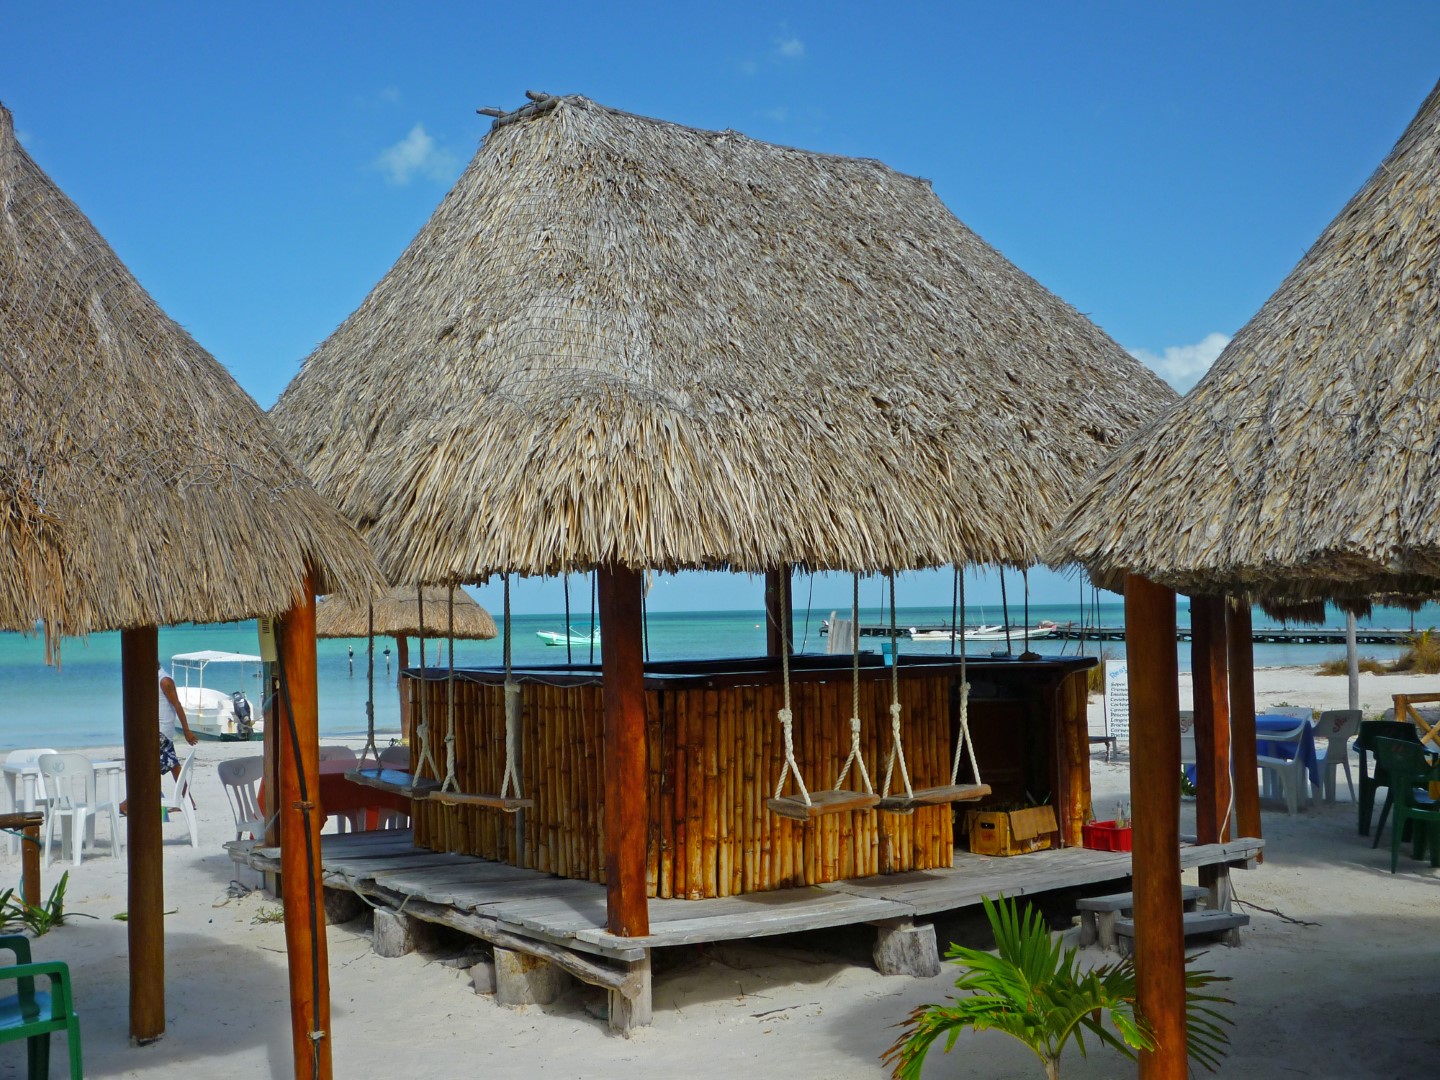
xmin=1226 ymin=602 xmax=1262 ymax=856
xmin=395 ymin=635 xmax=411 ymax=744
xmin=764 ymin=566 xmax=792 ymax=658
xmin=121 ymin=626 xmax=165 ymax=1044
xmin=1190 ymin=596 xmax=1232 ymax=891
xmin=1124 ymin=575 xmax=1186 ymax=1080
xmin=19 ymin=820 xmax=40 ymax=909
xmin=598 ymin=565 xmax=650 ymax=937
xmin=276 ymin=579 xmax=333 ymax=1080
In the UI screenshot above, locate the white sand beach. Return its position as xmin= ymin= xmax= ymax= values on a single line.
xmin=1 ymin=664 xmax=1435 ymax=1079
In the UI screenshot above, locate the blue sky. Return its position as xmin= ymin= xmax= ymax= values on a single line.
xmin=7 ymin=3 xmax=1440 ymax=614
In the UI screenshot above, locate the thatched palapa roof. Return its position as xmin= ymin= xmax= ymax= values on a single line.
xmin=0 ymin=102 xmax=381 ymax=637
xmin=1051 ymin=78 xmax=1440 ymax=603
xmin=315 ymin=586 xmax=497 ymax=639
xmin=273 ymin=92 xmax=1174 ymax=585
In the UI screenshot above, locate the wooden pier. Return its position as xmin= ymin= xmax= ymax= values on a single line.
xmin=833 ymin=620 xmax=1419 ymax=646
xmin=236 ymin=829 xmax=1263 ymax=1032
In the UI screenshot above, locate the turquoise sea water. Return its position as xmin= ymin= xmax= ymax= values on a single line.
xmin=1 ymin=600 xmax=1436 ymax=749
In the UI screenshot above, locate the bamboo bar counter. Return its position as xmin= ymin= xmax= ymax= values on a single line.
xmin=405 ymin=654 xmax=1096 ymax=898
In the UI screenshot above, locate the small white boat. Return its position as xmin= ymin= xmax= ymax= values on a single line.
xmin=909 ymin=621 xmax=1057 ymax=643
xmin=535 ymin=626 xmax=600 ymax=647
xmin=170 ymin=650 xmax=264 ymax=741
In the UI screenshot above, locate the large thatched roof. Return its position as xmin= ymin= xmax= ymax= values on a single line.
xmin=0 ymin=102 xmax=382 ymax=636
xmin=273 ymin=92 xmax=1174 ymax=585
xmin=315 ymin=586 xmax=496 ymax=639
xmin=1050 ymin=79 xmax=1440 ymax=602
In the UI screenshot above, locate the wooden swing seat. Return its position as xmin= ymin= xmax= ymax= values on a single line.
xmin=766 ymin=789 xmax=881 ymax=821
xmin=878 ymin=782 xmax=991 ymax=814
xmin=344 ymin=767 xmax=440 ymax=799
xmin=427 ymin=789 xmax=534 ymax=811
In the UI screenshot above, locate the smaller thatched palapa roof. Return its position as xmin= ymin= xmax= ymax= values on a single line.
xmin=273 ymin=92 xmax=1174 ymax=586
xmin=315 ymin=586 xmax=497 ymax=640
xmin=1050 ymin=78 xmax=1440 ymax=603
xmin=0 ymin=102 xmax=381 ymax=638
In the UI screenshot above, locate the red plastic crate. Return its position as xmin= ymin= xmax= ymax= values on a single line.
xmin=1082 ymin=820 xmax=1133 ymax=852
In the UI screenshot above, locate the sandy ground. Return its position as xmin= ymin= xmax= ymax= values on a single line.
xmin=1 ymin=665 xmax=1437 ymax=1079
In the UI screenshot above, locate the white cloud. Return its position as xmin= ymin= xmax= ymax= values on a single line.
xmin=373 ymin=123 xmax=457 ymax=186
xmin=1128 ymin=332 xmax=1231 ymax=392
xmin=762 ymin=106 xmax=790 ymax=124
xmin=15 ymin=129 xmax=31 ymax=146
xmin=774 ymin=36 xmax=804 ymax=59
xmin=378 ymin=86 xmax=401 ymax=104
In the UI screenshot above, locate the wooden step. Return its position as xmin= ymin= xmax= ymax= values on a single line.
xmin=1114 ymin=909 xmax=1250 ymax=955
xmin=1077 ymin=886 xmax=1207 ymax=949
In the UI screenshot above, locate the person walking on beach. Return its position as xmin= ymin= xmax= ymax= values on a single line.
xmin=120 ymin=665 xmax=198 ymax=814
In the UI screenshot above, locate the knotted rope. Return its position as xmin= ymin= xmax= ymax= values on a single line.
xmin=834 ymin=573 xmax=874 ymax=795
xmin=772 ymin=576 xmax=811 ymax=806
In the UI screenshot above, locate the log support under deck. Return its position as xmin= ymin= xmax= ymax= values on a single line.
xmin=1124 ymin=575 xmax=1186 ymax=1080
xmin=598 ymin=565 xmax=650 ymax=938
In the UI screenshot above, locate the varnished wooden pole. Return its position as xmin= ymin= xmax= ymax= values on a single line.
xmin=395 ymin=635 xmax=411 ymax=743
xmin=598 ymin=564 xmax=650 ymax=936
xmin=121 ymin=625 xmax=165 ymax=1043
xmin=764 ymin=566 xmax=792 ymax=658
xmin=1190 ymin=596 xmax=1232 ymax=853
xmin=276 ymin=579 xmax=333 ymax=1080
xmin=1124 ymin=575 xmax=1185 ymax=1080
xmin=1226 ymin=602 xmax=1262 ymax=853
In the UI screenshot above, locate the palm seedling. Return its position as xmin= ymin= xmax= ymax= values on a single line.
xmin=883 ymin=895 xmax=1232 ymax=1080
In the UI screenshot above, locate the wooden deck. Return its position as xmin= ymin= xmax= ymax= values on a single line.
xmin=238 ymin=829 xmax=1263 ymax=965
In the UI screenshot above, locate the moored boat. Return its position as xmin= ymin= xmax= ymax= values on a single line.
xmin=170 ymin=650 xmax=263 ymax=740
xmin=535 ymin=626 xmax=600 ymax=647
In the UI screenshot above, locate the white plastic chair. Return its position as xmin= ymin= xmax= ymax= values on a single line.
xmin=3 ymin=748 xmax=57 ymax=854
xmin=37 ymin=752 xmax=123 ymax=864
xmin=1314 ymin=709 xmax=1362 ymax=802
xmin=218 ymin=756 xmax=266 ymax=841
xmin=1178 ymin=712 xmax=1196 ymax=767
xmin=1256 ymin=717 xmax=1312 ymax=814
xmin=161 ymin=747 xmax=200 ymax=848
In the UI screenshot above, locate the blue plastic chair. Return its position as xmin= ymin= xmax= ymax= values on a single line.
xmin=0 ymin=934 xmax=82 ymax=1078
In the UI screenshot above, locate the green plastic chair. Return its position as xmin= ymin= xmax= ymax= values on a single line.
xmin=1355 ymin=720 xmax=1421 ymax=836
xmin=1370 ymin=737 xmax=1440 ymax=874
xmin=0 ymin=935 xmax=82 ymax=1079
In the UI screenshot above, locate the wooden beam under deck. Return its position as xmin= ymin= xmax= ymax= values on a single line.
xmin=240 ymin=829 xmax=1262 ymax=961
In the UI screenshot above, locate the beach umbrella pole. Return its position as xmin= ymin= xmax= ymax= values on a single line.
xmin=1190 ymin=595 xmax=1233 ymax=894
xmin=1226 ymin=603 xmax=1262 ymax=854
xmin=597 ymin=565 xmax=650 ymax=937
xmin=1123 ymin=574 xmax=1187 ymax=1080
xmin=275 ymin=580 xmax=333 ymax=1080
xmin=121 ymin=625 xmax=165 ymax=1043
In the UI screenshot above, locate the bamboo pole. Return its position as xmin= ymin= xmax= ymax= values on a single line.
xmin=1227 ymin=602 xmax=1263 ymax=855
xmin=597 ymin=565 xmax=650 ymax=936
xmin=122 ymin=626 xmax=164 ymax=1043
xmin=1124 ymin=574 xmax=1186 ymax=1080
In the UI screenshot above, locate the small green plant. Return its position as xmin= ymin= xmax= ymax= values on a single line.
xmin=1390 ymin=629 xmax=1440 ymax=674
xmin=0 ymin=872 xmax=95 ymax=936
xmin=1180 ymin=768 xmax=1198 ymax=797
xmin=883 ymin=895 xmax=1232 ymax=1080
xmin=251 ymin=906 xmax=285 ymax=925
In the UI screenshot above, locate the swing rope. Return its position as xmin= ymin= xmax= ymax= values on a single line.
xmin=880 ymin=572 xmax=913 ymax=799
xmin=359 ymin=601 xmax=378 ymax=767
xmin=771 ymin=575 xmax=811 ymax=807
xmin=833 ymin=573 xmax=874 ymax=794
xmin=498 ymin=575 xmax=524 ymax=805
xmin=441 ymin=586 xmax=459 ymax=793
xmin=414 ymin=585 xmax=440 ymax=782
xmin=950 ymin=572 xmax=983 ymax=787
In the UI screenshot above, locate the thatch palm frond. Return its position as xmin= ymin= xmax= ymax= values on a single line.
xmin=0 ymin=101 xmax=382 ymax=637
xmin=273 ymin=93 xmax=1175 ymax=585
xmin=1051 ymin=78 xmax=1440 ymax=603
xmin=314 ymin=586 xmax=496 ymax=640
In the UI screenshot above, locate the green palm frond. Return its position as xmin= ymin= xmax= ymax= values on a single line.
xmin=883 ymin=895 xmax=1232 ymax=1079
